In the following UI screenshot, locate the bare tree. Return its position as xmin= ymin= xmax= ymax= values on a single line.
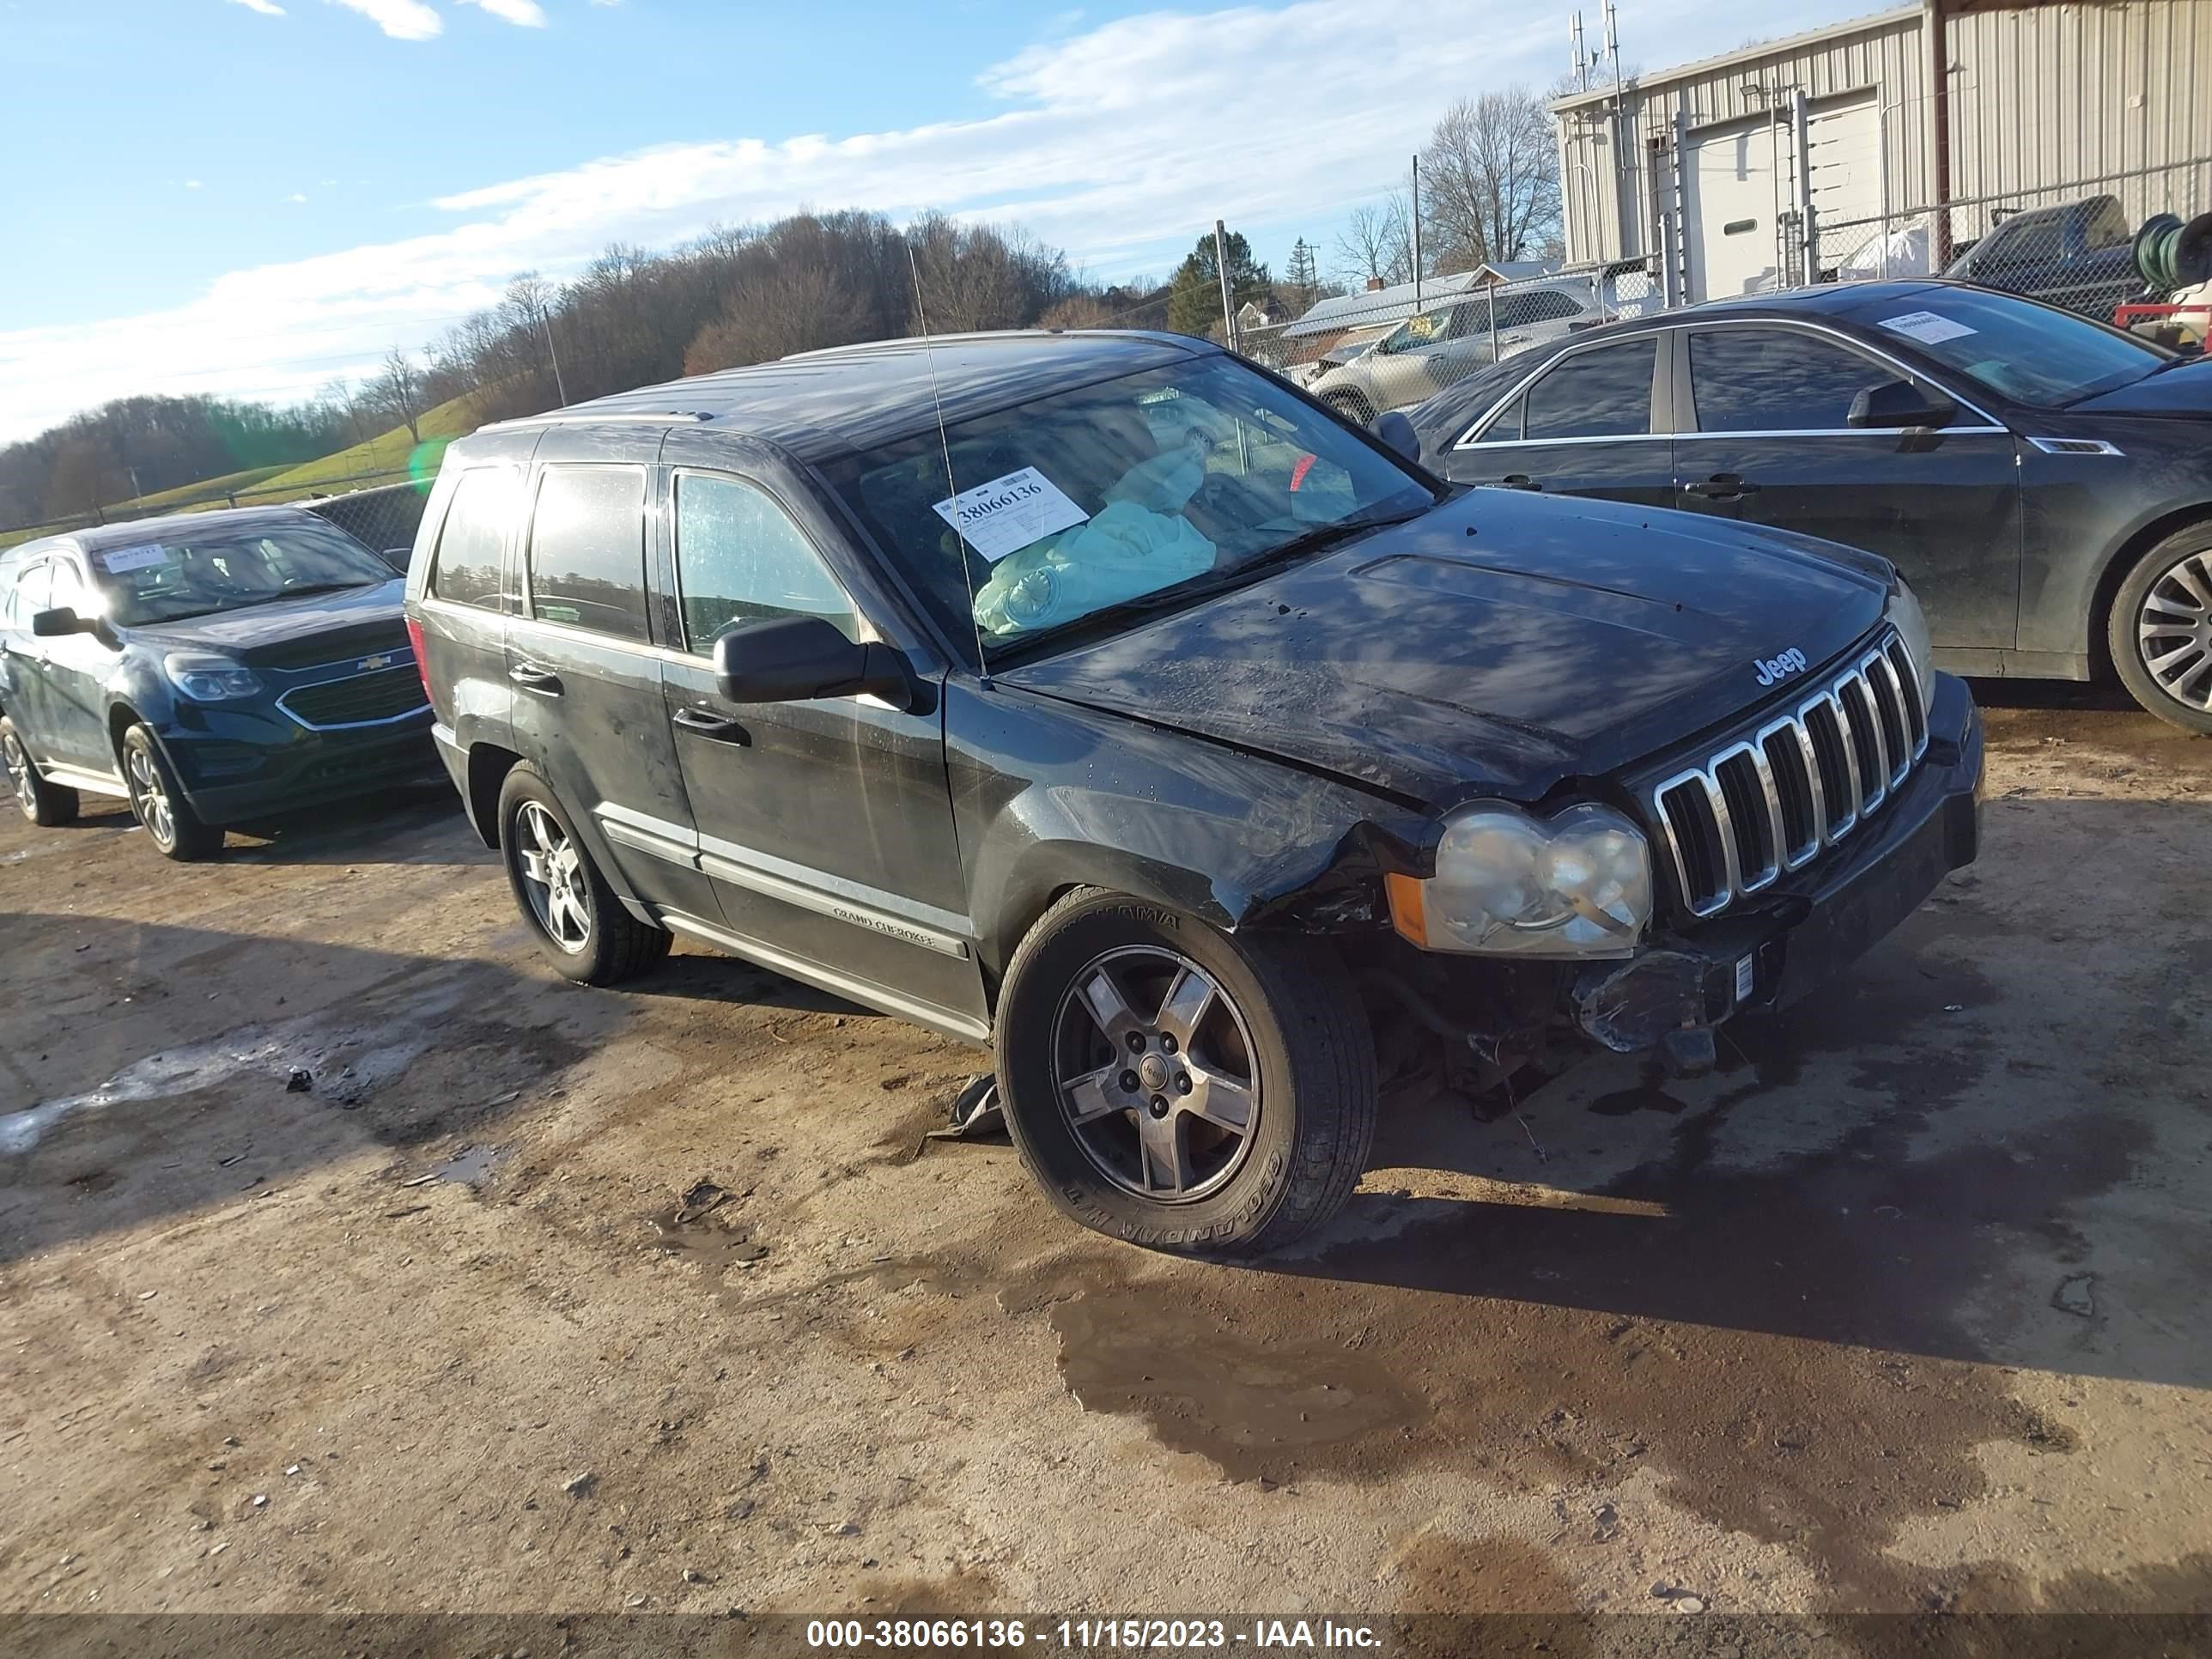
xmin=1419 ymin=88 xmax=1563 ymax=270
xmin=369 ymin=346 xmax=431 ymax=443
xmin=1331 ymin=194 xmax=1414 ymax=289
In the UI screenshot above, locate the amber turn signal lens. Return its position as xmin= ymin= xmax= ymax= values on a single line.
xmin=1384 ymin=872 xmax=1428 ymax=949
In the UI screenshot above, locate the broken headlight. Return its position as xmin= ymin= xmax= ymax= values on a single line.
xmin=1386 ymin=801 xmax=1650 ymax=959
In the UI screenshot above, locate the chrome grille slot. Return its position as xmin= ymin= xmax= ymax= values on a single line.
xmin=1648 ymin=629 xmax=1930 ymax=921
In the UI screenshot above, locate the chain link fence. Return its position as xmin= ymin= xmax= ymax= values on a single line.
xmin=1811 ymin=155 xmax=2212 ymax=336
xmin=1224 ymin=262 xmax=1660 ymax=421
xmin=300 ymin=482 xmax=435 ymax=563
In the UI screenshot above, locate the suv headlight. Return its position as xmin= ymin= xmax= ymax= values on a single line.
xmin=1385 ymin=801 xmax=1651 ymax=959
xmin=1887 ymin=580 xmax=1936 ymax=719
xmin=163 ymin=653 xmax=263 ymax=702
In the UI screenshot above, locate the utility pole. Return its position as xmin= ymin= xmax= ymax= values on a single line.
xmin=1214 ymin=220 xmax=1239 ymax=353
xmin=1410 ymin=155 xmax=1423 ymax=311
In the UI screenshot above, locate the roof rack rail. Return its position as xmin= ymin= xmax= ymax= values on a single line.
xmin=477 ymin=410 xmax=717 ymax=433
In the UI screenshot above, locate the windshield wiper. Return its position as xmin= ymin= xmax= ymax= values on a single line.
xmin=272 ymin=580 xmax=380 ymax=599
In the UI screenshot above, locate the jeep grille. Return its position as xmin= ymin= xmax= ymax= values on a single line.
xmin=1650 ymin=631 xmax=1929 ymax=919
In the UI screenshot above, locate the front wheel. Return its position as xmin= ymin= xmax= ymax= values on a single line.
xmin=1322 ymin=391 xmax=1376 ymax=426
xmin=994 ymin=889 xmax=1376 ymax=1256
xmin=122 ymin=725 xmax=222 ymax=860
xmin=2110 ymin=525 xmax=2212 ymax=735
xmin=497 ymin=763 xmax=672 ymax=985
xmin=2 ymin=717 xmax=78 ymax=827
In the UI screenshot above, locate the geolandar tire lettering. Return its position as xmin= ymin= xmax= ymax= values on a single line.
xmin=495 ymin=763 xmax=672 ymax=987
xmin=992 ymin=886 xmax=1376 ymax=1257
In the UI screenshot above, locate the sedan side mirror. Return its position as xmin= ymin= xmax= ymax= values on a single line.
xmin=713 ymin=615 xmax=911 ymax=709
xmin=29 ymin=607 xmax=93 ymax=639
xmin=1848 ymin=379 xmax=1956 ymax=430
xmin=1370 ymin=409 xmax=1422 ymax=464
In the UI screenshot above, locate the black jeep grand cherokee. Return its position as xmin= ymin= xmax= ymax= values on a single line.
xmin=405 ymin=331 xmax=1984 ymax=1255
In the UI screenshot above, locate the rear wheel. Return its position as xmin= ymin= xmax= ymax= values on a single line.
xmin=1322 ymin=391 xmax=1376 ymax=426
xmin=122 ymin=725 xmax=222 ymax=860
xmin=2110 ymin=524 xmax=2212 ymax=735
xmin=994 ymin=889 xmax=1376 ymax=1256
xmin=497 ymin=763 xmax=671 ymax=985
xmin=1 ymin=717 xmax=77 ymax=827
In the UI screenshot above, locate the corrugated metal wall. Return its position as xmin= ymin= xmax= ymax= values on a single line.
xmin=1557 ymin=1 xmax=2210 ymax=268
xmin=1947 ymin=0 xmax=2209 ymax=212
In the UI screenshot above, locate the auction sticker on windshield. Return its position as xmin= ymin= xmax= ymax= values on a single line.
xmin=1876 ymin=310 xmax=1978 ymax=345
xmin=933 ymin=466 xmax=1088 ymax=562
xmin=99 ymin=544 xmax=173 ymax=574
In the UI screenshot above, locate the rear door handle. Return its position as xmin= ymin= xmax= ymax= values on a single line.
xmin=672 ymin=706 xmax=749 ymax=743
xmin=1683 ymin=473 xmax=1759 ymax=501
xmin=508 ymin=661 xmax=563 ymax=696
xmin=1498 ymin=473 xmax=1543 ymax=491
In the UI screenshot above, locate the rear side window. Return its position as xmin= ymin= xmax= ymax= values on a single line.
xmin=1690 ymin=328 xmax=1889 ymax=431
xmin=526 ymin=465 xmax=648 ymax=641
xmin=674 ymin=474 xmax=857 ymax=650
xmin=1522 ymin=339 xmax=1656 ymax=439
xmin=429 ymin=469 xmax=520 ymax=611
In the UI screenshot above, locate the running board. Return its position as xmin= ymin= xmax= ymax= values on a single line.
xmin=656 ymin=910 xmax=993 ymax=1048
xmin=39 ymin=763 xmax=129 ymax=799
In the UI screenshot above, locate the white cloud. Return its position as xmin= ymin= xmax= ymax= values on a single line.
xmin=459 ymin=0 xmax=550 ymax=23
xmin=184 ymin=179 xmax=204 ymax=190
xmin=327 ymin=0 xmax=441 ymax=40
xmin=284 ymin=192 xmax=309 ymax=204
xmin=228 ymin=0 xmax=287 ymax=15
xmin=3 ymin=0 xmax=1850 ymax=439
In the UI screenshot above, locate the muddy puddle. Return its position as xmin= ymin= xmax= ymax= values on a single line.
xmin=1047 ymin=1282 xmax=1425 ymax=1485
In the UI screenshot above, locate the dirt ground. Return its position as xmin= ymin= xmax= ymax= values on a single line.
xmin=3 ymin=683 xmax=2209 ymax=1638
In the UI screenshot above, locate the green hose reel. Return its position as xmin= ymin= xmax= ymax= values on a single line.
xmin=2133 ymin=211 xmax=2212 ymax=294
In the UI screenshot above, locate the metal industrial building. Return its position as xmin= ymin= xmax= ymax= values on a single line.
xmin=1554 ymin=0 xmax=2211 ymax=304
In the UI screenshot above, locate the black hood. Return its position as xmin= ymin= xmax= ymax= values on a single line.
xmin=2066 ymin=360 xmax=2212 ymax=419
xmin=1000 ymin=491 xmax=1890 ymax=805
xmin=123 ymin=579 xmax=408 ymax=668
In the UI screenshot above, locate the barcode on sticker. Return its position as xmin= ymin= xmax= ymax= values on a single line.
xmin=1735 ymin=955 xmax=1756 ymax=1000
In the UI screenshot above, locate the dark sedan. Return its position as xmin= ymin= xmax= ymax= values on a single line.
xmin=1405 ymin=280 xmax=2212 ymax=732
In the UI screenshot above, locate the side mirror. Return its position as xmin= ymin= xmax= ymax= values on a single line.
xmin=1848 ymin=379 xmax=1956 ymax=430
xmin=713 ymin=616 xmax=910 ymax=709
xmin=1370 ymin=409 xmax=1422 ymax=464
xmin=29 ymin=607 xmax=92 ymax=639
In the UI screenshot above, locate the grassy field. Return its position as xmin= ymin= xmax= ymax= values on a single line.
xmin=1 ymin=392 xmax=491 ymax=551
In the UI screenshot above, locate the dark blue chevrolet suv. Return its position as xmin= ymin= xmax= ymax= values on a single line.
xmin=0 ymin=505 xmax=434 ymax=860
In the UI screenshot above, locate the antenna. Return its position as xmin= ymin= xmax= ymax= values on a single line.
xmin=906 ymin=242 xmax=993 ymax=684
xmin=1603 ymin=0 xmax=1623 ymax=98
xmin=1570 ymin=12 xmax=1588 ymax=93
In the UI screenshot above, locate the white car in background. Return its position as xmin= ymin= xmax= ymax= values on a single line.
xmin=1306 ymin=276 xmax=1638 ymax=421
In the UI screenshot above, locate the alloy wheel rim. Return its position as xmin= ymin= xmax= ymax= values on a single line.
xmin=125 ymin=744 xmax=175 ymax=848
xmin=3 ymin=734 xmax=33 ymax=815
xmin=2137 ymin=550 xmax=2212 ymax=711
xmin=1051 ymin=945 xmax=1261 ymax=1203
xmin=515 ymin=801 xmax=592 ymax=954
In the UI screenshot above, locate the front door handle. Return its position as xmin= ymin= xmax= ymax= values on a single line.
xmin=1682 ymin=473 xmax=1759 ymax=502
xmin=1498 ymin=473 xmax=1543 ymax=491
xmin=508 ymin=661 xmax=563 ymax=696
xmin=672 ymin=706 xmax=749 ymax=744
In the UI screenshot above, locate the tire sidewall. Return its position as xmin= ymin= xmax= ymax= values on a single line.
xmin=2110 ymin=528 xmax=2212 ymax=735
xmin=994 ymin=893 xmax=1309 ymax=1253
xmin=496 ymin=765 xmax=610 ymax=980
xmin=1 ymin=718 xmax=38 ymax=819
xmin=123 ymin=726 xmax=215 ymax=859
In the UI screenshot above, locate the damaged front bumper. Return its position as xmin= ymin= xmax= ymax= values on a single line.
xmin=1569 ymin=672 xmax=1984 ymax=1054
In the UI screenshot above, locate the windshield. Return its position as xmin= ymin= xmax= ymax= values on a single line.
xmin=86 ymin=522 xmax=395 ymax=626
xmin=1844 ymin=286 xmax=2172 ymax=406
xmin=823 ymin=354 xmax=1437 ymax=661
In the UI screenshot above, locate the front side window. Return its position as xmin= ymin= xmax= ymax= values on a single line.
xmin=1474 ymin=396 xmax=1526 ymax=443
xmin=1840 ymin=285 xmax=2170 ymax=406
xmin=46 ymin=561 xmax=90 ymax=617
xmin=1522 ymin=339 xmax=1656 ymax=439
xmin=4 ymin=562 xmax=52 ymax=626
xmin=88 ymin=523 xmax=395 ymax=627
xmin=526 ymin=465 xmax=648 ymax=641
xmin=1689 ymin=328 xmax=1892 ymax=431
xmin=823 ymin=353 xmax=1437 ymax=659
xmin=674 ymin=474 xmax=857 ymax=651
xmin=428 ymin=468 xmax=520 ymax=611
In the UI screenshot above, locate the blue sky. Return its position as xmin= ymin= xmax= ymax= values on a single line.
xmin=0 ymin=0 xmax=1875 ymax=440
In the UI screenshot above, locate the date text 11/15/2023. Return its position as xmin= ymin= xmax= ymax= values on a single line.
xmin=805 ymin=1618 xmax=1383 ymax=1650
